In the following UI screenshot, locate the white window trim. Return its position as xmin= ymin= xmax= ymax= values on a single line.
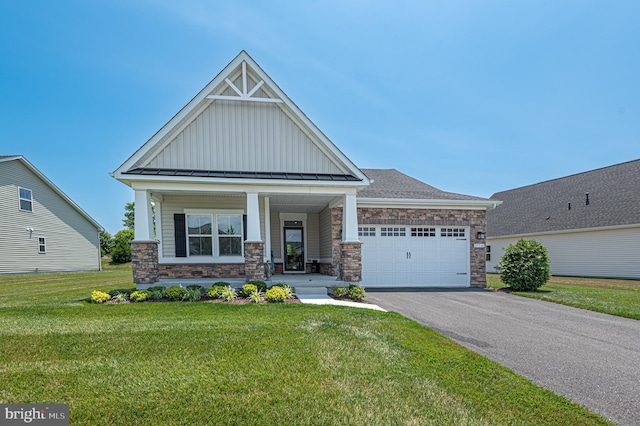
xmin=37 ymin=236 xmax=46 ymax=254
xmin=18 ymin=187 xmax=33 ymax=212
xmin=184 ymin=209 xmax=244 ymax=259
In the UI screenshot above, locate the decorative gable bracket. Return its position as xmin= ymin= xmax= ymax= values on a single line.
xmin=206 ymin=61 xmax=283 ymax=104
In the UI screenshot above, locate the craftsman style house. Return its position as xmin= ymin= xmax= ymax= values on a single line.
xmin=112 ymin=51 xmax=497 ymax=288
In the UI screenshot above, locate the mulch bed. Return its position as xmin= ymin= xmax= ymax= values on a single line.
xmin=104 ymin=297 xmax=301 ymax=305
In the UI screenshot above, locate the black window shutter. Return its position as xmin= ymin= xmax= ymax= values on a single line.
xmin=242 ymin=215 xmax=247 ymax=241
xmin=174 ymin=214 xmax=187 ymax=257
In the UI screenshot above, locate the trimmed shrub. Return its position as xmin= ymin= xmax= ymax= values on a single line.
xmin=499 ymin=239 xmax=551 ymax=291
xmin=130 ymin=290 xmax=151 ymax=303
xmin=265 ymin=286 xmax=286 ymax=303
xmin=219 ymin=286 xmax=237 ymax=302
xmin=166 ymin=285 xmax=186 ymax=301
xmin=242 ymin=284 xmax=258 ymax=297
xmin=90 ymin=291 xmax=111 ymax=304
xmin=333 ymin=287 xmax=348 ymax=298
xmin=348 ymin=284 xmax=366 ymax=301
xmin=206 ymin=285 xmax=227 ymax=299
xmin=147 ymin=286 xmax=167 ymax=300
xmin=247 ymin=280 xmax=267 ymax=292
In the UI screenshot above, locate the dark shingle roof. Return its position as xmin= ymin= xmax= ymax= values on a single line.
xmin=357 ymin=169 xmax=490 ymax=201
xmin=487 ymin=159 xmax=640 ymax=237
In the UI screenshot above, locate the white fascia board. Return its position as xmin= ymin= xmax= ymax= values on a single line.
xmin=123 ymin=174 xmax=367 ymax=189
xmin=357 ymin=197 xmax=502 ymax=210
xmin=131 ymin=180 xmax=360 ymax=196
xmin=9 ymin=156 xmax=103 ymax=230
xmin=487 ymin=223 xmax=640 ymax=240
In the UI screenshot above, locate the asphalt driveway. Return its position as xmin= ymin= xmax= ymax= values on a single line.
xmin=366 ymin=288 xmax=640 ymax=426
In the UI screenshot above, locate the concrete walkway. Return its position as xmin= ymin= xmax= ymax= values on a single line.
xmin=366 ymin=288 xmax=640 ymax=426
xmin=296 ymin=287 xmax=386 ymax=311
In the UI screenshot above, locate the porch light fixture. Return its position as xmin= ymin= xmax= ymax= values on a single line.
xmin=477 ymin=231 xmax=486 ymax=240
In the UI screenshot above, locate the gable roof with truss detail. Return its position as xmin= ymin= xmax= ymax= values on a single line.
xmin=113 ymin=51 xmax=369 ymax=186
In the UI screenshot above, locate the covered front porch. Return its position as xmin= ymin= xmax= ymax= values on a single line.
xmin=130 ymin=183 xmax=363 ymax=287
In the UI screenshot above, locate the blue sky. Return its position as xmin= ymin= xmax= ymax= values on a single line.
xmin=1 ymin=1 xmax=638 ymax=234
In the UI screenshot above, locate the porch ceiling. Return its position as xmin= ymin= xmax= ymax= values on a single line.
xmin=269 ymin=194 xmax=339 ymax=213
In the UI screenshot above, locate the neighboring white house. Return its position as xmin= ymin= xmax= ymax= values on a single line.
xmin=0 ymin=155 xmax=102 ymax=274
xmin=486 ymin=159 xmax=640 ymax=279
xmin=112 ymin=51 xmax=498 ymax=288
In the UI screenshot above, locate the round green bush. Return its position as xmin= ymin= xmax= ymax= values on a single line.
xmin=348 ymin=284 xmax=366 ymax=301
xmin=242 ymin=284 xmax=258 ymax=297
xmin=247 ymin=280 xmax=267 ymax=292
xmin=166 ymin=285 xmax=186 ymax=301
xmin=265 ymin=286 xmax=286 ymax=303
xmin=130 ymin=290 xmax=151 ymax=303
xmin=499 ymin=239 xmax=551 ymax=291
xmin=332 ymin=287 xmax=348 ymax=298
xmin=206 ymin=285 xmax=227 ymax=299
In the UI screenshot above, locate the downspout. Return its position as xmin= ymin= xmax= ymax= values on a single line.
xmin=97 ymin=229 xmax=102 ymax=271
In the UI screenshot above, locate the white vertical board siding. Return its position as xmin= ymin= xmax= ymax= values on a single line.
xmin=159 ymin=195 xmax=266 ymax=260
xmin=318 ymin=207 xmax=332 ymax=259
xmin=0 ymin=161 xmax=100 ymax=274
xmin=486 ymin=227 xmax=640 ymax=279
xmin=306 ymin=213 xmax=320 ymax=260
xmin=144 ymin=101 xmax=344 ymax=174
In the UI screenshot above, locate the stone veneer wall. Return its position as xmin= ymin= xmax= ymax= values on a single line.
xmin=244 ymin=241 xmax=265 ymax=281
xmin=131 ymin=241 xmax=159 ymax=284
xmin=340 ymin=242 xmax=362 ymax=282
xmin=158 ymin=263 xmax=245 ymax=279
xmin=357 ymin=207 xmax=487 ymax=287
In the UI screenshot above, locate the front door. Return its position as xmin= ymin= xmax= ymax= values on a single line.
xmin=284 ymin=227 xmax=304 ymax=272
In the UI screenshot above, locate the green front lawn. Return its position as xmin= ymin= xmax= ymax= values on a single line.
xmin=0 ymin=267 xmax=610 ymax=425
xmin=487 ymin=274 xmax=640 ymax=320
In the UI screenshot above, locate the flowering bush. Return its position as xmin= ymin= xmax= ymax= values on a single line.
xmin=91 ymin=291 xmax=111 ymax=304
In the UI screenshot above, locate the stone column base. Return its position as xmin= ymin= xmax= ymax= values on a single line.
xmin=131 ymin=240 xmax=159 ymax=284
xmin=244 ymin=241 xmax=265 ymax=281
xmin=340 ymin=241 xmax=362 ymax=283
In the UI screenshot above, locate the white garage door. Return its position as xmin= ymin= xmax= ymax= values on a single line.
xmin=359 ymin=226 xmax=470 ymax=287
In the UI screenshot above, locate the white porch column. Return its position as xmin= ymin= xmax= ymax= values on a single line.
xmin=263 ymin=196 xmax=271 ymax=261
xmin=342 ymin=193 xmax=359 ymax=242
xmin=134 ymin=190 xmax=154 ymax=241
xmin=246 ymin=191 xmax=262 ymax=242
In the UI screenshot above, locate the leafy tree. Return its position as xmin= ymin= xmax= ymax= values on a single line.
xmin=99 ymin=230 xmax=113 ymax=256
xmin=123 ymin=202 xmax=135 ymax=229
xmin=123 ymin=201 xmax=155 ymax=235
xmin=499 ymin=239 xmax=551 ymax=291
xmin=111 ymin=229 xmax=135 ymax=264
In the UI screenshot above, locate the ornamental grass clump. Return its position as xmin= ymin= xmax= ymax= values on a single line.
xmin=184 ymin=287 xmax=204 ymax=302
xmin=499 ymin=239 xmax=551 ymax=291
xmin=249 ymin=291 xmax=263 ymax=304
xmin=219 ymin=286 xmax=237 ymax=302
xmin=147 ymin=286 xmax=167 ymax=300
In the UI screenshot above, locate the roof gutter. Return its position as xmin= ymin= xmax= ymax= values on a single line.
xmin=357 ymin=197 xmax=503 ymax=210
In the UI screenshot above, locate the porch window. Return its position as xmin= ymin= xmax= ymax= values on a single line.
xmin=187 ymin=215 xmax=213 ymax=256
xmin=185 ymin=213 xmax=243 ymax=257
xmin=217 ymin=215 xmax=242 ymax=256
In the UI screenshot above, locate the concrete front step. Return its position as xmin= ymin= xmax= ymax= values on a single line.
xmin=293 ymin=286 xmax=329 ymax=296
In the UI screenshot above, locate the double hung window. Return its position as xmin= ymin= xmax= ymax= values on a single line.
xmin=19 ymin=187 xmax=32 ymax=212
xmin=186 ymin=212 xmax=243 ymax=257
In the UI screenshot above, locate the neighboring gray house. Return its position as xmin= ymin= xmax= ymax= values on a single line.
xmin=112 ymin=51 xmax=498 ymax=288
xmin=0 ymin=156 xmax=102 ymax=274
xmin=486 ymin=159 xmax=640 ymax=279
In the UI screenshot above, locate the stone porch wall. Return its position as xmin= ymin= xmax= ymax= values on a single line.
xmin=131 ymin=241 xmax=159 ymax=284
xmin=158 ymin=263 xmax=245 ymax=279
xmin=357 ymin=208 xmax=487 ymax=287
xmin=244 ymin=241 xmax=265 ymax=281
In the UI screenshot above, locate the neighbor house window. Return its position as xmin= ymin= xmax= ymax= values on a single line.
xmin=185 ymin=212 xmax=243 ymax=257
xmin=187 ymin=215 xmax=213 ymax=256
xmin=19 ymin=187 xmax=33 ymax=212
xmin=217 ymin=214 xmax=242 ymax=256
xmin=38 ymin=237 xmax=46 ymax=254
xmin=486 ymin=245 xmax=491 ymax=261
